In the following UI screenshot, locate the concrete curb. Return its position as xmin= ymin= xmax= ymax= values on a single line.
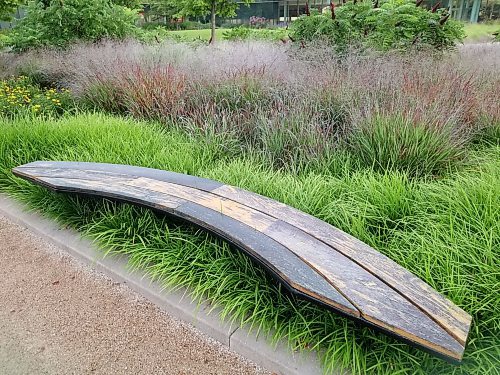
xmin=0 ymin=194 xmax=323 ymax=375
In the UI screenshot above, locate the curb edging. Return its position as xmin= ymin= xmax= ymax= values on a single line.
xmin=0 ymin=194 xmax=323 ymax=375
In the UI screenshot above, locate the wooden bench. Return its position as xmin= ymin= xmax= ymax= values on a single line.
xmin=13 ymin=161 xmax=472 ymax=362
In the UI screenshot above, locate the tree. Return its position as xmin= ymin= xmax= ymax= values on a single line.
xmin=111 ymin=0 xmax=141 ymax=9
xmin=10 ymin=0 xmax=139 ymax=50
xmin=149 ymin=0 xmax=182 ymax=24
xmin=0 ymin=0 xmax=23 ymax=21
xmin=175 ymin=0 xmax=254 ymax=43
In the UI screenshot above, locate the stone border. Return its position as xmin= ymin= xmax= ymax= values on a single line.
xmin=0 ymin=194 xmax=323 ymax=375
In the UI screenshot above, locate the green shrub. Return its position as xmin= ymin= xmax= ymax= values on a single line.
xmin=291 ymin=0 xmax=464 ymax=52
xmin=494 ymin=29 xmax=500 ymax=42
xmin=135 ymin=27 xmax=171 ymax=43
xmin=9 ymin=0 xmax=139 ymax=51
xmin=348 ymin=116 xmax=465 ymax=177
xmin=223 ymin=26 xmax=287 ymax=41
xmin=0 ymin=76 xmax=73 ymax=116
xmin=0 ymin=31 xmax=11 ymax=50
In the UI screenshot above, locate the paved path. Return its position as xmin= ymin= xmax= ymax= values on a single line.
xmin=0 ymin=215 xmax=271 ymax=375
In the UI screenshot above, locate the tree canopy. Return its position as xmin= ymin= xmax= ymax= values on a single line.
xmin=0 ymin=0 xmax=23 ymax=21
xmin=111 ymin=0 xmax=141 ymax=9
xmin=149 ymin=0 xmax=182 ymax=21
xmin=10 ymin=0 xmax=138 ymax=50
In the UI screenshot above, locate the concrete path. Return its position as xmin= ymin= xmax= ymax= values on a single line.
xmin=0 ymin=215 xmax=271 ymax=375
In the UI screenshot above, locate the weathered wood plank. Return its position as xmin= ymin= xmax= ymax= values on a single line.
xmin=211 ymin=185 xmax=472 ymax=347
xmin=12 ymin=162 xmax=472 ymax=362
xmin=263 ymin=221 xmax=464 ymax=360
xmin=15 ymin=161 xmax=223 ymax=191
xmin=175 ymin=202 xmax=360 ymax=317
xmin=31 ymin=176 xmax=185 ymax=212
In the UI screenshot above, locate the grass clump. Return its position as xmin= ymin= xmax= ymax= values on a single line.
xmin=0 ymin=113 xmax=498 ymax=374
xmin=349 ymin=116 xmax=465 ymax=177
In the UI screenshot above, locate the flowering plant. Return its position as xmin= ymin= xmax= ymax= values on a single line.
xmin=249 ymin=16 xmax=267 ymax=28
xmin=0 ymin=76 xmax=72 ymax=117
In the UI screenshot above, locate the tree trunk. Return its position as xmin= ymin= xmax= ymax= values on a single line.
xmin=210 ymin=0 xmax=216 ymax=44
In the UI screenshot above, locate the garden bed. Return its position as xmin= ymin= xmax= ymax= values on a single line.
xmin=0 ymin=112 xmax=498 ymax=374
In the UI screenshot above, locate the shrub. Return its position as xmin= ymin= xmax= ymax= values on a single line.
xmin=223 ymin=26 xmax=287 ymax=41
xmin=9 ymin=0 xmax=139 ymax=51
xmin=348 ymin=116 xmax=465 ymax=177
xmin=135 ymin=27 xmax=171 ymax=43
xmin=0 ymin=31 xmax=12 ymax=51
xmin=494 ymin=29 xmax=500 ymax=42
xmin=291 ymin=0 xmax=464 ymax=52
xmin=0 ymin=76 xmax=73 ymax=116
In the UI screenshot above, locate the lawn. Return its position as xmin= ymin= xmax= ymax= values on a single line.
xmin=169 ymin=28 xmax=229 ymax=41
xmin=0 ymin=38 xmax=499 ymax=375
xmin=464 ymin=22 xmax=500 ymax=41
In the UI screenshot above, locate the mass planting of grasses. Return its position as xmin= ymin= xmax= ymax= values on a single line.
xmin=0 ymin=38 xmax=499 ymax=374
xmin=2 ymin=41 xmax=498 ymax=177
xmin=0 ymin=113 xmax=498 ymax=374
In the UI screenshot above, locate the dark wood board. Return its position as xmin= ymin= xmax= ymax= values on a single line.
xmin=12 ymin=162 xmax=472 ymax=362
xmin=211 ymin=185 xmax=472 ymax=347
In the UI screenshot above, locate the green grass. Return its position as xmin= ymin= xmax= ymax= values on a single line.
xmin=169 ymin=28 xmax=229 ymax=41
xmin=464 ymin=22 xmax=500 ymax=41
xmin=166 ymin=21 xmax=500 ymax=44
xmin=0 ymin=113 xmax=499 ymax=374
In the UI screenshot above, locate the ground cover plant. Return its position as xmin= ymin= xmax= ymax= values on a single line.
xmin=0 ymin=113 xmax=498 ymax=374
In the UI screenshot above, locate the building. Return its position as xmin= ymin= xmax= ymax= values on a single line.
xmin=235 ymin=0 xmax=496 ymax=24
xmin=235 ymin=0 xmax=330 ymax=24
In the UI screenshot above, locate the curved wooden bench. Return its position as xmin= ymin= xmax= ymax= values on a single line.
xmin=13 ymin=161 xmax=472 ymax=362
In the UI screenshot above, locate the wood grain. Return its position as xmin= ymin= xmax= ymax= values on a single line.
xmin=263 ymin=221 xmax=464 ymax=359
xmin=175 ymin=202 xmax=359 ymax=317
xmin=211 ymin=185 xmax=472 ymax=347
xmin=15 ymin=161 xmax=223 ymax=191
xmin=12 ymin=162 xmax=472 ymax=362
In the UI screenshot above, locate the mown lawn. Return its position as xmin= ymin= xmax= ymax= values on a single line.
xmin=0 ymin=113 xmax=498 ymax=375
xmin=168 ymin=22 xmax=500 ymax=43
xmin=464 ymin=22 xmax=500 ymax=41
xmin=169 ymin=28 xmax=229 ymax=41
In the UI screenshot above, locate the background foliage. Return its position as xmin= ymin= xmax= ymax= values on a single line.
xmin=0 ymin=0 xmax=23 ymax=21
xmin=9 ymin=0 xmax=138 ymax=50
xmin=292 ymin=0 xmax=464 ymax=52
